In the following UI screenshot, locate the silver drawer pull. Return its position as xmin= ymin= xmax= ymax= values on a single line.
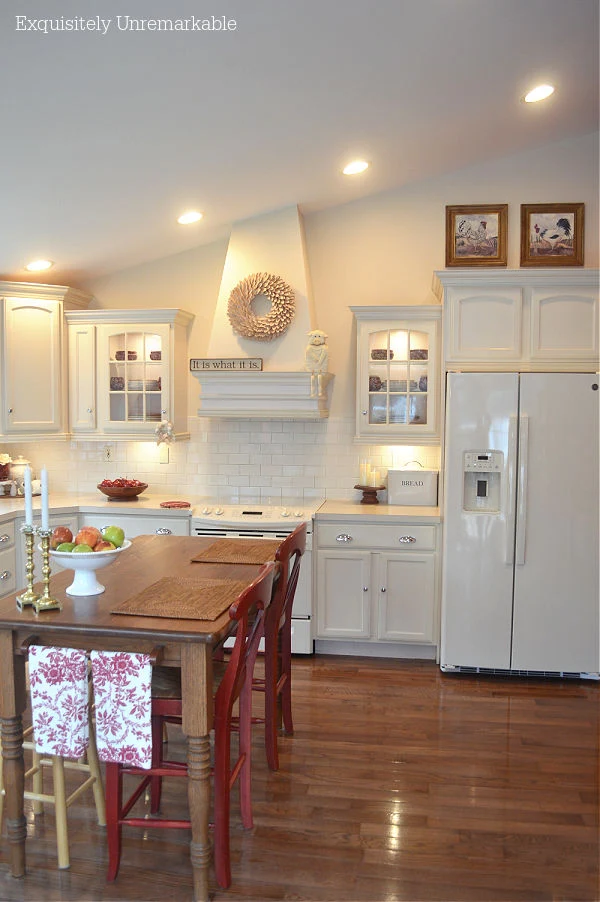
xmin=0 ymin=570 xmax=11 ymax=580
xmin=155 ymin=527 xmax=172 ymax=535
xmin=336 ymin=533 xmax=353 ymax=543
xmin=0 ymin=534 xmax=10 ymax=544
xmin=399 ymin=535 xmax=417 ymax=543
xmin=363 ymin=586 xmax=368 ymax=592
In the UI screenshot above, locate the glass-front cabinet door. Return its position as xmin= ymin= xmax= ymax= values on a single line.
xmin=98 ymin=324 xmax=170 ymax=433
xmin=352 ymin=306 xmax=441 ymax=444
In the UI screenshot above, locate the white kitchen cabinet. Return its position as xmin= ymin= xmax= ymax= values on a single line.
xmin=66 ymin=308 xmax=194 ymax=440
xmin=0 ymin=282 xmax=91 ymax=441
xmin=350 ymin=306 xmax=441 ymax=445
xmin=434 ymin=269 xmax=599 ymax=371
xmin=0 ymin=519 xmax=17 ymax=599
xmin=316 ymin=518 xmax=439 ymax=646
xmin=81 ymin=512 xmax=190 ymax=538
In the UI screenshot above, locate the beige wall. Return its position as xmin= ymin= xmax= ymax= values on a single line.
xmin=85 ymin=130 xmax=599 ymax=421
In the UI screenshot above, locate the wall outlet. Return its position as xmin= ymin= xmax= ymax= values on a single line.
xmin=103 ymin=445 xmax=112 ymax=463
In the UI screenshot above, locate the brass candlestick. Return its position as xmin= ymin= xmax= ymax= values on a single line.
xmin=16 ymin=524 xmax=39 ymax=609
xmin=33 ymin=528 xmax=62 ymax=614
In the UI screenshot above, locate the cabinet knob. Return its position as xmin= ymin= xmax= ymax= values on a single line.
xmin=398 ymin=535 xmax=417 ymax=543
xmin=362 ymin=410 xmax=367 ymax=416
xmin=86 ymin=407 xmax=93 ymax=414
xmin=363 ymin=586 xmax=368 ymax=592
xmin=155 ymin=527 xmax=172 ymax=535
xmin=161 ymin=409 xmax=167 ymax=415
xmin=0 ymin=534 xmax=10 ymax=544
xmin=8 ymin=408 xmax=13 ymax=414
xmin=380 ymin=587 xmax=386 ymax=593
xmin=335 ymin=533 xmax=353 ymax=543
xmin=0 ymin=570 xmax=11 ymax=580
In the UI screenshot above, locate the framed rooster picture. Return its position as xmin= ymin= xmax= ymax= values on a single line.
xmin=520 ymin=203 xmax=584 ymax=266
xmin=445 ymin=204 xmax=508 ymax=267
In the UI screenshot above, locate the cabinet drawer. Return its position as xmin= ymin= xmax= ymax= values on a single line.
xmin=0 ymin=546 xmax=17 ymax=597
xmin=0 ymin=520 xmax=16 ymax=550
xmin=82 ymin=513 xmax=190 ymax=538
xmin=317 ymin=523 xmax=436 ymax=551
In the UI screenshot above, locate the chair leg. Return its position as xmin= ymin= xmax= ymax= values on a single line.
xmin=86 ymin=718 xmax=106 ymax=827
xmin=105 ymin=763 xmax=123 ymax=882
xmin=31 ymin=747 xmax=44 ymax=815
xmin=263 ymin=633 xmax=280 ymax=771
xmin=212 ymin=717 xmax=232 ymax=890
xmin=51 ymin=757 xmax=70 ymax=869
xmin=238 ymin=677 xmax=253 ymax=830
xmin=280 ymin=621 xmax=294 ymax=736
xmin=149 ymin=714 xmax=164 ymax=814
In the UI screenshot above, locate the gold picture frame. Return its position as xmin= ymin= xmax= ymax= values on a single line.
xmin=445 ymin=204 xmax=508 ymax=267
xmin=520 ymin=203 xmax=584 ymax=267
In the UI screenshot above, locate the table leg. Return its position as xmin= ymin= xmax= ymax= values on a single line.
xmin=0 ymin=631 xmax=28 ymax=878
xmin=180 ymin=644 xmax=213 ymax=902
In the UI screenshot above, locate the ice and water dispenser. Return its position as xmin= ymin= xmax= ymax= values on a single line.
xmin=462 ymin=451 xmax=503 ymax=512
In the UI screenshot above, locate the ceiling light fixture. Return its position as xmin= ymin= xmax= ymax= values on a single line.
xmin=177 ymin=211 xmax=203 ymax=225
xmin=343 ymin=160 xmax=369 ymax=175
xmin=25 ymin=259 xmax=54 ymax=272
xmin=523 ymin=84 xmax=555 ymax=103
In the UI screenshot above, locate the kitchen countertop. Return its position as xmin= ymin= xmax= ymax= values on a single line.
xmin=0 ymin=491 xmax=194 ymax=523
xmin=316 ymin=499 xmax=441 ymax=523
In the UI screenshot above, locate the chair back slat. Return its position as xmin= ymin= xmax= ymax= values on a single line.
xmin=268 ymin=522 xmax=307 ymax=637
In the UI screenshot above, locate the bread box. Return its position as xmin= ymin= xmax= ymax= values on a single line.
xmin=387 ymin=467 xmax=438 ymax=506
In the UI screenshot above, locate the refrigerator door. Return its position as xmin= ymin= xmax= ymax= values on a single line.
xmin=511 ymin=373 xmax=599 ymax=672
xmin=441 ymin=372 xmax=519 ymax=669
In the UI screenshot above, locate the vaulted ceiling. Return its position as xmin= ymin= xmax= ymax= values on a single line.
xmin=1 ymin=0 xmax=598 ymax=286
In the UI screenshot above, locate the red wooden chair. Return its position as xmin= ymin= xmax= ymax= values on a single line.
xmin=103 ymin=561 xmax=275 ymax=890
xmin=252 ymin=522 xmax=307 ymax=770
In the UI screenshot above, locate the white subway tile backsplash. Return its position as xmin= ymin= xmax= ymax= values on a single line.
xmin=14 ymin=417 xmax=440 ymax=502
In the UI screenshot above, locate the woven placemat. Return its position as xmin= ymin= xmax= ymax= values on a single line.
xmin=112 ymin=576 xmax=249 ymax=620
xmin=191 ymin=538 xmax=281 ymax=565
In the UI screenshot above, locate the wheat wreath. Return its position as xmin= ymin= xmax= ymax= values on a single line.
xmin=227 ymin=272 xmax=295 ymax=341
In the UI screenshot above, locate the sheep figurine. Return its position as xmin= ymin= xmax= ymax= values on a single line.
xmin=304 ymin=330 xmax=329 ymax=397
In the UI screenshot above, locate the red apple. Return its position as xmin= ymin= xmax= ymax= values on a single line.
xmin=94 ymin=539 xmax=116 ymax=553
xmin=75 ymin=526 xmax=102 ymax=548
xmin=50 ymin=525 xmax=74 ymax=550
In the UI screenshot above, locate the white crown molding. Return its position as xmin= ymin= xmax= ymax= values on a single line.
xmin=0 ymin=280 xmax=93 ymax=310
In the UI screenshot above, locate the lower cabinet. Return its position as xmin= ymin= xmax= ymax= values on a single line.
xmin=316 ymin=520 xmax=439 ymax=647
xmin=0 ymin=519 xmax=17 ymax=599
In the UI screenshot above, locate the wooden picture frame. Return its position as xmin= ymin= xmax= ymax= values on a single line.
xmin=520 ymin=203 xmax=584 ymax=266
xmin=445 ymin=204 xmax=508 ymax=267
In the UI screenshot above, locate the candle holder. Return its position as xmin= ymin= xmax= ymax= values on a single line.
xmin=33 ymin=528 xmax=62 ymax=614
xmin=16 ymin=524 xmax=39 ymax=609
xmin=354 ymin=484 xmax=386 ymax=505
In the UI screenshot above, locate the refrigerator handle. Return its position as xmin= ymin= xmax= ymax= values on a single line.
xmin=505 ymin=415 xmax=518 ymax=565
xmin=515 ymin=414 xmax=529 ymax=566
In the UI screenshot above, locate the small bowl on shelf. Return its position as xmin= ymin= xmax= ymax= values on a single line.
xmin=97 ymin=482 xmax=148 ymax=501
xmin=46 ymin=540 xmax=132 ymax=595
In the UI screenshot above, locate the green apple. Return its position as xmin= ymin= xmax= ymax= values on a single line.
xmin=73 ymin=544 xmax=93 ymax=553
xmin=102 ymin=525 xmax=125 ymax=548
xmin=56 ymin=542 xmax=76 ymax=552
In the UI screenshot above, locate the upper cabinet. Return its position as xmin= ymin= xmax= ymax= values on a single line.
xmin=66 ymin=309 xmax=194 ymax=440
xmin=434 ymin=269 xmax=599 ymax=371
xmin=0 ymin=281 xmax=91 ymax=442
xmin=351 ymin=306 xmax=441 ymax=445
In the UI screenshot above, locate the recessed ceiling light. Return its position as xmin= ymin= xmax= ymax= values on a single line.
xmin=343 ymin=160 xmax=369 ymax=175
xmin=25 ymin=259 xmax=54 ymax=272
xmin=177 ymin=211 xmax=203 ymax=225
xmin=523 ymin=84 xmax=555 ymax=103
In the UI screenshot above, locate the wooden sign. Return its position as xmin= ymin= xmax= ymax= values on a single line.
xmin=189 ymin=358 xmax=263 ymax=372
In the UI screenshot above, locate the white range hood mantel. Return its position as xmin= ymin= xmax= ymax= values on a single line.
xmin=195 ymin=205 xmax=333 ymax=419
xmin=192 ymin=370 xmax=333 ymax=419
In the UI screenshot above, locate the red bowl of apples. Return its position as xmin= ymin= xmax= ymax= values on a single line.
xmin=97 ymin=478 xmax=148 ymax=500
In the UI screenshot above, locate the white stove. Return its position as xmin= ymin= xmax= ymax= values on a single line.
xmin=191 ymin=500 xmax=323 ymax=654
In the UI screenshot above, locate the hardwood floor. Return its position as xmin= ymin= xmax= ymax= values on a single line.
xmin=1 ymin=656 xmax=598 ymax=901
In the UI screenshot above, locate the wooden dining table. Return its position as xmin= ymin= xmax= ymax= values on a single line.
xmin=0 ymin=533 xmax=273 ymax=902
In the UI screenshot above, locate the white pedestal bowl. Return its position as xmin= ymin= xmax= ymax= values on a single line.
xmin=46 ymin=539 xmax=132 ymax=596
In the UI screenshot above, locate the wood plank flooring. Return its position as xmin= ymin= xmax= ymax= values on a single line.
xmin=0 ymin=656 xmax=598 ymax=901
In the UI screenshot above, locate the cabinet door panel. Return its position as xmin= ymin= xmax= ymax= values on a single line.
xmin=68 ymin=323 xmax=96 ymax=432
xmin=3 ymin=299 xmax=62 ymax=433
xmin=316 ymin=552 xmax=371 ymax=638
xmin=377 ymin=552 xmax=435 ymax=643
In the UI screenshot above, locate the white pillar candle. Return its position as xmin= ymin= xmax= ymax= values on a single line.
xmin=359 ymin=460 xmax=370 ymax=485
xmin=41 ymin=467 xmax=49 ymax=531
xmin=24 ymin=465 xmax=33 ymax=527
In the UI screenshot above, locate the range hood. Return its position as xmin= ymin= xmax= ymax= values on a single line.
xmin=192 ymin=206 xmax=333 ymax=418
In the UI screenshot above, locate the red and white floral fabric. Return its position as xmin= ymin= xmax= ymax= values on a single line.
xmin=90 ymin=651 xmax=152 ymax=770
xmin=28 ymin=645 xmax=89 ymax=758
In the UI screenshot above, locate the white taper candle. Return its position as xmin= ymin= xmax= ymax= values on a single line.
xmin=24 ymin=465 xmax=33 ymax=527
xmin=41 ymin=468 xmax=49 ymax=530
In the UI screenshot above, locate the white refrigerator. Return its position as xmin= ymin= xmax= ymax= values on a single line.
xmin=441 ymin=372 xmax=599 ymax=676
